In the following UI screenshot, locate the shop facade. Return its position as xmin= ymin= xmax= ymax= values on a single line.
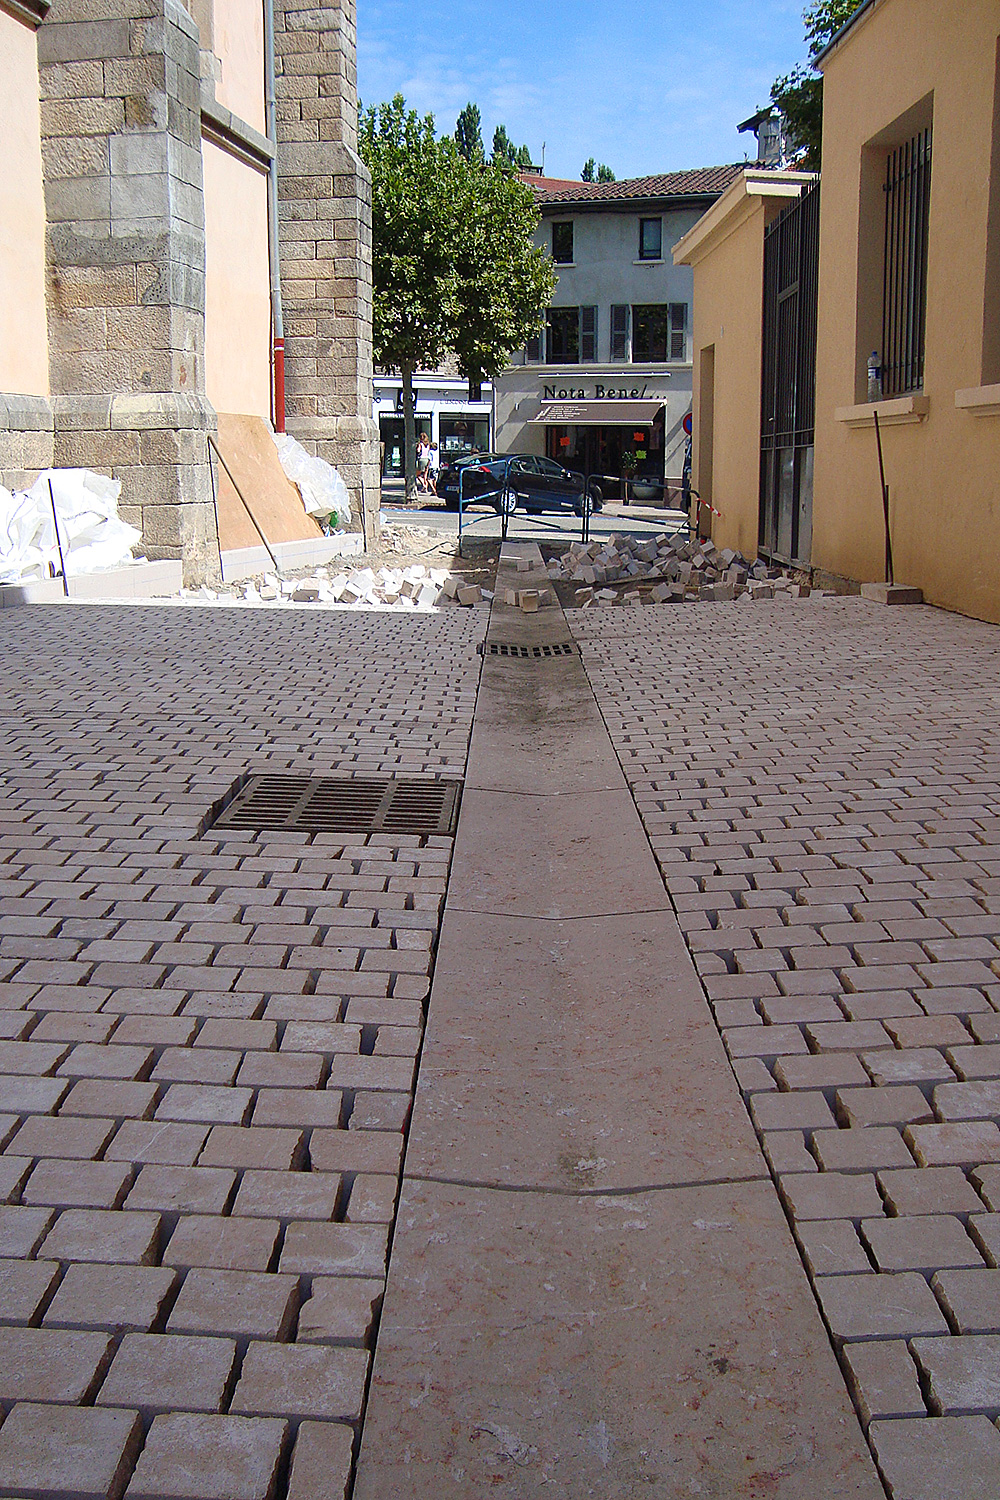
xmin=374 ymin=373 xmax=492 ymax=478
xmin=494 ymin=167 xmax=742 ymax=501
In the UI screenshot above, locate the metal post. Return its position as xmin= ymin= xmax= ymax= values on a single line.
xmin=873 ymin=410 xmax=894 ymax=584
xmin=501 ymin=458 xmax=510 ymax=544
xmin=47 ymin=479 xmax=69 ymax=597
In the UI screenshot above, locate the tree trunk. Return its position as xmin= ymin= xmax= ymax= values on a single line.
xmin=401 ymin=361 xmax=417 ymax=500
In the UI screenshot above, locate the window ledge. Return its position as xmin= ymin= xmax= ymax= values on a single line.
xmin=834 ymin=395 xmax=929 ymax=428
xmin=633 ymin=259 xmax=664 ymax=265
xmin=955 ymin=384 xmax=1000 ymax=416
xmin=553 ymin=262 xmax=576 ymax=269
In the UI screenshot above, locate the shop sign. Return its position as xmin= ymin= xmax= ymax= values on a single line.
xmin=542 ymin=383 xmax=657 ymax=400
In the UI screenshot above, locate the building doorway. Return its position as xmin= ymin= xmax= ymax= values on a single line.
xmin=544 ymin=411 xmax=665 ymax=500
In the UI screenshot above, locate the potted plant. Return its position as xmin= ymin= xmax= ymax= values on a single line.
xmin=620 ymin=450 xmax=638 ymax=504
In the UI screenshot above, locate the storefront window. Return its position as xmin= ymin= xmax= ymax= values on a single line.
xmin=439 ymin=416 xmax=491 ymax=458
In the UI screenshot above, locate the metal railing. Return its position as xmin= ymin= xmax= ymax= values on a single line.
xmin=882 ymin=127 xmax=932 ymax=398
xmin=456 ymin=458 xmax=602 ymax=556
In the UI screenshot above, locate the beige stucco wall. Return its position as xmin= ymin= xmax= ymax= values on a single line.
xmin=0 ymin=11 xmax=48 ymax=397
xmin=203 ymin=140 xmax=271 ymax=420
xmin=814 ymin=0 xmax=1000 ymax=620
xmin=213 ymin=0 xmax=265 ymax=134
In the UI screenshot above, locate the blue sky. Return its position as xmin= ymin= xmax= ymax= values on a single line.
xmin=357 ymin=0 xmax=810 ymax=181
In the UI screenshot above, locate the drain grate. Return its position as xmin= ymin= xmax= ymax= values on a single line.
xmin=210 ymin=775 xmax=462 ymax=836
xmin=479 ymin=641 xmax=578 ymax=658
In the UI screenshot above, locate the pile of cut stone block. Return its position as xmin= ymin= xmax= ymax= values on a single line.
xmin=182 ymin=563 xmax=487 ymax=611
xmin=546 ymin=533 xmax=812 ymax=607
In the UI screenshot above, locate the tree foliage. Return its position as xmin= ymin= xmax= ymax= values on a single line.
xmin=360 ymin=94 xmax=555 ymax=494
xmin=582 ymin=158 xmax=616 ymax=183
xmin=455 ymin=102 xmax=483 ymax=164
xmin=771 ymin=0 xmax=865 ymax=168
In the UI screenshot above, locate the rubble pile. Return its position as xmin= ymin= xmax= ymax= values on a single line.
xmin=546 ymin=533 xmax=812 ymax=607
xmin=181 ymin=561 xmax=487 ymax=611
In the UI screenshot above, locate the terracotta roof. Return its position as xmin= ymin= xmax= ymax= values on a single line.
xmin=521 ymin=164 xmax=746 ymax=205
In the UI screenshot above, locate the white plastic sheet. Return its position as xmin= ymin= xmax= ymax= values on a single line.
xmin=272 ymin=432 xmax=352 ymax=528
xmin=0 ymin=469 xmax=142 ymax=585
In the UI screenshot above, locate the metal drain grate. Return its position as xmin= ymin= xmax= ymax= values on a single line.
xmin=210 ymin=775 xmax=462 ymax=836
xmin=479 ymin=641 xmax=578 ymax=658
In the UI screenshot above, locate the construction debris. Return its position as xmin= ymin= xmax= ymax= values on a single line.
xmin=546 ymin=532 xmax=814 ymax=606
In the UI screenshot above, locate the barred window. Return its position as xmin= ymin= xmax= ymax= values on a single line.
xmin=881 ymin=127 xmax=932 ymax=396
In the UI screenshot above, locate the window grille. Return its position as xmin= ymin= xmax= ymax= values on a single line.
xmin=668 ymin=303 xmax=687 ymax=360
xmin=882 ymin=127 xmax=932 ymax=397
xmin=610 ymin=304 xmax=630 ymax=360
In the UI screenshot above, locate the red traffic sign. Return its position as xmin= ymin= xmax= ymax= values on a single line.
xmin=682 ymin=411 xmax=693 ymax=435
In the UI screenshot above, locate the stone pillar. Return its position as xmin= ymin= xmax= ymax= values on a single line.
xmin=37 ymin=0 xmax=219 ymax=583
xmin=273 ymin=0 xmax=379 ymax=539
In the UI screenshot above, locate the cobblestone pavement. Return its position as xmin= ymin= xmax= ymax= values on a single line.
xmin=574 ymin=595 xmax=1000 ymax=1497
xmin=0 ymin=604 xmax=481 ymax=1499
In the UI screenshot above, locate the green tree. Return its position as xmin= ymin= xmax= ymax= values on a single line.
xmin=581 ymin=157 xmax=595 ymax=182
xmin=514 ymin=143 xmax=534 ymax=169
xmin=360 ymin=95 xmax=554 ymax=494
xmin=596 ymin=163 xmax=616 ymax=182
xmin=450 ymin=163 xmax=555 ymax=403
xmin=455 ymin=102 xmax=483 ymax=164
xmin=492 ymin=124 xmax=515 ymax=168
xmin=359 ymin=96 xmax=463 ymax=497
xmin=771 ymin=0 xmax=865 ymax=168
xmin=582 ymin=158 xmax=615 ymax=182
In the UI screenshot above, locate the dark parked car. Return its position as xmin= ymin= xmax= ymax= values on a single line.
xmin=438 ymin=454 xmax=603 ymax=515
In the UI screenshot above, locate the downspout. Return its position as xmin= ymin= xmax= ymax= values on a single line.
xmin=264 ymin=0 xmax=285 ymax=431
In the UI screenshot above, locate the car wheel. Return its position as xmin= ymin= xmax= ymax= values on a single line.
xmin=495 ymin=487 xmax=518 ymax=517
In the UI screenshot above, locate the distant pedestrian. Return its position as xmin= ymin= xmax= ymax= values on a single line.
xmin=416 ymin=433 xmax=431 ymax=493
xmin=427 ymin=442 xmax=440 ymax=497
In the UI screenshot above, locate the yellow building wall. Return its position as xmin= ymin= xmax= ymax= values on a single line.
xmin=686 ymin=202 xmax=768 ymax=559
xmin=0 ymin=11 xmax=48 ymax=397
xmin=203 ymin=140 xmax=271 ymax=421
xmin=814 ymin=0 xmax=1000 ymax=620
xmin=213 ymin=0 xmax=265 ymax=135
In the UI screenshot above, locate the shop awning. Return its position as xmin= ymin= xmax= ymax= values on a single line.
xmin=528 ymin=399 xmax=664 ymax=426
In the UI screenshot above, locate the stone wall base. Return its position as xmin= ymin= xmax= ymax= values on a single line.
xmin=0 ymin=395 xmax=55 ymax=491
xmin=52 ymin=392 xmax=221 ymax=586
xmin=289 ymin=413 xmax=381 ymax=543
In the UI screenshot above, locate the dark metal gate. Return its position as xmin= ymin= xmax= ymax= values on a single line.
xmin=759 ymin=178 xmax=819 ymax=565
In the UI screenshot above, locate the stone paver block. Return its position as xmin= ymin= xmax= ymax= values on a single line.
xmin=763 ymin=1130 xmax=817 ymax=1174
xmin=166 ymin=1268 xmax=298 ymax=1341
xmin=837 ymin=1085 xmax=934 ymax=1128
xmin=40 ymin=1209 xmax=160 ymax=1265
xmin=870 ymin=1414 xmax=1000 ymax=1500
xmin=0 ymin=1257 xmax=61 ymax=1325
xmin=125 ymin=1411 xmax=288 ymax=1500
xmin=0 ymin=1156 xmax=31 ymax=1203
xmin=971 ymin=1165 xmax=1000 ymax=1210
xmin=57 ymin=1043 xmax=153 ymax=1081
xmin=0 ymin=1324 xmax=113 ymax=1404
xmin=806 ymin=1020 xmax=892 ymax=1053
xmin=8 ymin=1114 xmax=116 ymax=1161
xmin=0 ymin=1076 xmax=68 ymax=1114
xmin=906 ymin=1120 xmax=1000 ymax=1167
xmin=842 ymin=1339 xmax=927 ymax=1424
xmin=969 ymin=1213 xmax=1000 ymax=1267
xmin=155 ymin=1084 xmax=252 ymax=1126
xmin=345 ymin=1173 xmax=397 ymax=1223
xmin=231 ymin=1170 xmax=341 ymax=1222
xmin=812 ymin=1126 xmax=914 ymax=1173
xmin=932 ymin=1268 xmax=1000 ymax=1333
xmin=911 ymin=1334 xmax=1000 ymax=1416
xmin=349 ymin=1090 xmax=410 ymax=1131
xmin=934 ymin=1080 xmax=1000 ymax=1121
xmin=863 ymin=1049 xmax=957 ymax=1087
xmin=946 ymin=1043 xmax=1000 ymax=1080
xmin=774 ymin=1053 xmax=871 ymax=1092
xmin=251 ymin=1088 xmax=344 ymax=1129
xmin=309 ymin=1129 xmax=404 ymax=1176
xmin=59 ymin=1079 xmax=159 ymax=1119
xmin=43 ymin=1263 xmax=178 ymax=1334
xmin=286 ymin=1421 xmax=354 ymax=1500
xmin=877 ymin=1166 xmax=984 ymax=1217
xmin=98 ymin=1332 xmax=236 ymax=1415
xmin=0 ymin=1402 xmax=142 ymax=1500
xmin=163 ymin=1215 xmax=279 ymax=1272
xmin=106 ymin=1120 xmax=209 ymax=1166
xmin=231 ymin=1341 xmax=369 ymax=1421
xmin=278 ymin=1222 xmax=388 ymax=1278
xmin=0 ymin=1206 xmax=54 ymax=1258
xmin=814 ymin=1272 xmax=949 ymax=1343
xmin=198 ymin=1126 xmax=304 ymax=1171
xmin=751 ymin=1089 xmax=837 ymax=1132
xmin=22 ymin=1158 xmax=132 ymax=1210
xmin=124 ymin=1165 xmax=236 ymax=1215
xmin=794 ymin=1219 xmax=872 ymax=1277
xmin=779 ymin=1171 xmax=884 ymax=1222
xmin=296 ymin=1277 xmax=384 ymax=1344
xmin=860 ymin=1215 xmax=983 ymax=1273
xmin=885 ymin=1015 xmax=972 ymax=1050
